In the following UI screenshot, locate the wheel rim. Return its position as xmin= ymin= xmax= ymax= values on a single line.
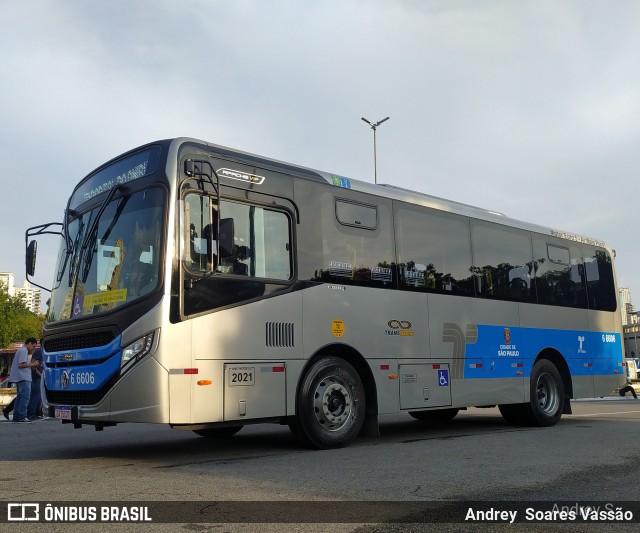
xmin=536 ymin=373 xmax=560 ymax=415
xmin=313 ymin=376 xmax=353 ymax=432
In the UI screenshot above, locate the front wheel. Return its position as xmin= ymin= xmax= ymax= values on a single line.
xmin=289 ymin=357 xmax=365 ymax=449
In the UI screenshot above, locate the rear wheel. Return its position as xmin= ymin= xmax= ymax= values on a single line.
xmin=409 ymin=408 xmax=459 ymax=423
xmin=529 ymin=359 xmax=564 ymax=426
xmin=193 ymin=426 xmax=243 ymax=438
xmin=289 ymin=357 xmax=365 ymax=449
xmin=499 ymin=359 xmax=564 ymax=427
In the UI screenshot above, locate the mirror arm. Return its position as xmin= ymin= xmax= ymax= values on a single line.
xmin=24 ymin=222 xmax=63 ymax=294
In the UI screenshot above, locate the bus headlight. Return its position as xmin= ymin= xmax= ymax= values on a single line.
xmin=121 ymin=331 xmax=155 ymax=374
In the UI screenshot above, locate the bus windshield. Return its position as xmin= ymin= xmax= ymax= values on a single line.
xmin=47 ymin=187 xmax=164 ymax=324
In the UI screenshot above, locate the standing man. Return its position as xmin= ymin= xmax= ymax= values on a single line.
xmin=28 ymin=340 xmax=44 ymax=420
xmin=7 ymin=337 xmax=39 ymax=423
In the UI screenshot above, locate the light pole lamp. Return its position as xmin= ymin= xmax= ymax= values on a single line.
xmin=361 ymin=116 xmax=389 ymax=184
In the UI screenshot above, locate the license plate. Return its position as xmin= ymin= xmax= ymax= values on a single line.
xmin=228 ymin=366 xmax=255 ymax=386
xmin=54 ymin=406 xmax=72 ymax=420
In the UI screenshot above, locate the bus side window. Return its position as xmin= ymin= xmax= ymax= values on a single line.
xmin=395 ymin=205 xmax=474 ymax=296
xmin=317 ymin=192 xmax=394 ymax=287
xmin=583 ymin=246 xmax=616 ymax=311
xmin=470 ymin=220 xmax=534 ymax=303
xmin=215 ymin=201 xmax=291 ymax=280
xmin=531 ymin=237 xmax=587 ymax=308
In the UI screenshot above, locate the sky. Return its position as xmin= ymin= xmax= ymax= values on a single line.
xmin=1 ymin=1 xmax=639 ymax=312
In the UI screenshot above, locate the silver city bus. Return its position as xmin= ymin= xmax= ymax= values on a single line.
xmin=26 ymin=138 xmax=625 ymax=448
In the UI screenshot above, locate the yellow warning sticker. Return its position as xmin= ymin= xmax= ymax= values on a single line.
xmin=83 ymin=288 xmax=128 ymax=307
xmin=331 ymin=319 xmax=345 ymax=338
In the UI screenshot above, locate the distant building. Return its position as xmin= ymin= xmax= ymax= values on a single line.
xmin=624 ymin=323 xmax=640 ymax=358
xmin=0 ymin=272 xmax=16 ymax=296
xmin=0 ymin=273 xmax=42 ymax=314
xmin=619 ymin=287 xmax=633 ymax=326
xmin=14 ymin=280 xmax=42 ymax=314
xmin=619 ymin=288 xmax=640 ymax=357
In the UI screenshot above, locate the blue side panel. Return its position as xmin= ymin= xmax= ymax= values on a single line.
xmin=463 ymin=325 xmax=621 ymax=379
xmin=43 ymin=335 xmax=122 ymax=392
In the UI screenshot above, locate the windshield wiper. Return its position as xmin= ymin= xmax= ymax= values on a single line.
xmin=99 ymin=195 xmax=130 ymax=245
xmin=79 ymin=185 xmax=122 ymax=283
xmin=63 ymin=195 xmax=76 ymax=254
xmin=68 ymin=218 xmax=86 ymax=287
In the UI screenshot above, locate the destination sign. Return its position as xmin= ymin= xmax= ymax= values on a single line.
xmin=549 ymin=229 xmax=606 ymax=249
xmin=70 ymin=147 xmax=162 ymax=210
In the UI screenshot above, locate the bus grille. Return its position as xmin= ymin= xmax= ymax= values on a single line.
xmin=266 ymin=322 xmax=294 ymax=348
xmin=44 ymin=376 xmax=117 ymax=406
xmin=44 ymin=331 xmax=116 ymax=352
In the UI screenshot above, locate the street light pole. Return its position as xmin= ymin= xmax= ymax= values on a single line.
xmin=361 ymin=116 xmax=389 ymax=184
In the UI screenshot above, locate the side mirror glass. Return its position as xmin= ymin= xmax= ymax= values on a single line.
xmin=26 ymin=240 xmax=37 ymax=276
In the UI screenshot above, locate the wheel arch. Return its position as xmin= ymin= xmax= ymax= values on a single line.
xmin=534 ymin=348 xmax=573 ymax=414
xmin=299 ymin=343 xmax=379 ymax=437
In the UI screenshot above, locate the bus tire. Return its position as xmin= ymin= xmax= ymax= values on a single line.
xmin=528 ymin=359 xmax=564 ymax=426
xmin=289 ymin=357 xmax=365 ymax=449
xmin=193 ymin=426 xmax=243 ymax=438
xmin=409 ymin=408 xmax=459 ymax=423
xmin=499 ymin=359 xmax=564 ymax=427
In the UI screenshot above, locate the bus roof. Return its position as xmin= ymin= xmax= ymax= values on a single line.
xmin=171 ymin=137 xmax=611 ymax=253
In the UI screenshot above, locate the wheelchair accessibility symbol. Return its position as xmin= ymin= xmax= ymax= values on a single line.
xmin=438 ymin=369 xmax=449 ymax=386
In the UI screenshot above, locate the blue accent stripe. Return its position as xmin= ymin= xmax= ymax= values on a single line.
xmin=463 ymin=325 xmax=622 ymax=379
xmin=43 ymin=335 xmax=122 ymax=391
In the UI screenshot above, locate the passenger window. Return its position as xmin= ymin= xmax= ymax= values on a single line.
xmin=470 ymin=221 xmax=535 ymax=302
xmin=316 ymin=193 xmax=394 ymax=287
xmin=583 ymin=245 xmax=616 ymax=311
xmin=395 ymin=206 xmax=474 ymax=296
xmin=533 ymin=237 xmax=586 ymax=308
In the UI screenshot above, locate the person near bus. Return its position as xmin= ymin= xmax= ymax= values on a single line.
xmin=6 ymin=337 xmax=39 ymax=423
xmin=619 ymin=382 xmax=638 ymax=399
xmin=28 ymin=342 xmax=45 ymax=420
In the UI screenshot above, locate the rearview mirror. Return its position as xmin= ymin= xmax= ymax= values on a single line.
xmin=26 ymin=240 xmax=37 ymax=276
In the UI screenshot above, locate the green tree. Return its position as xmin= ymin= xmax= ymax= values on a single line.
xmin=0 ymin=285 xmax=43 ymax=348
